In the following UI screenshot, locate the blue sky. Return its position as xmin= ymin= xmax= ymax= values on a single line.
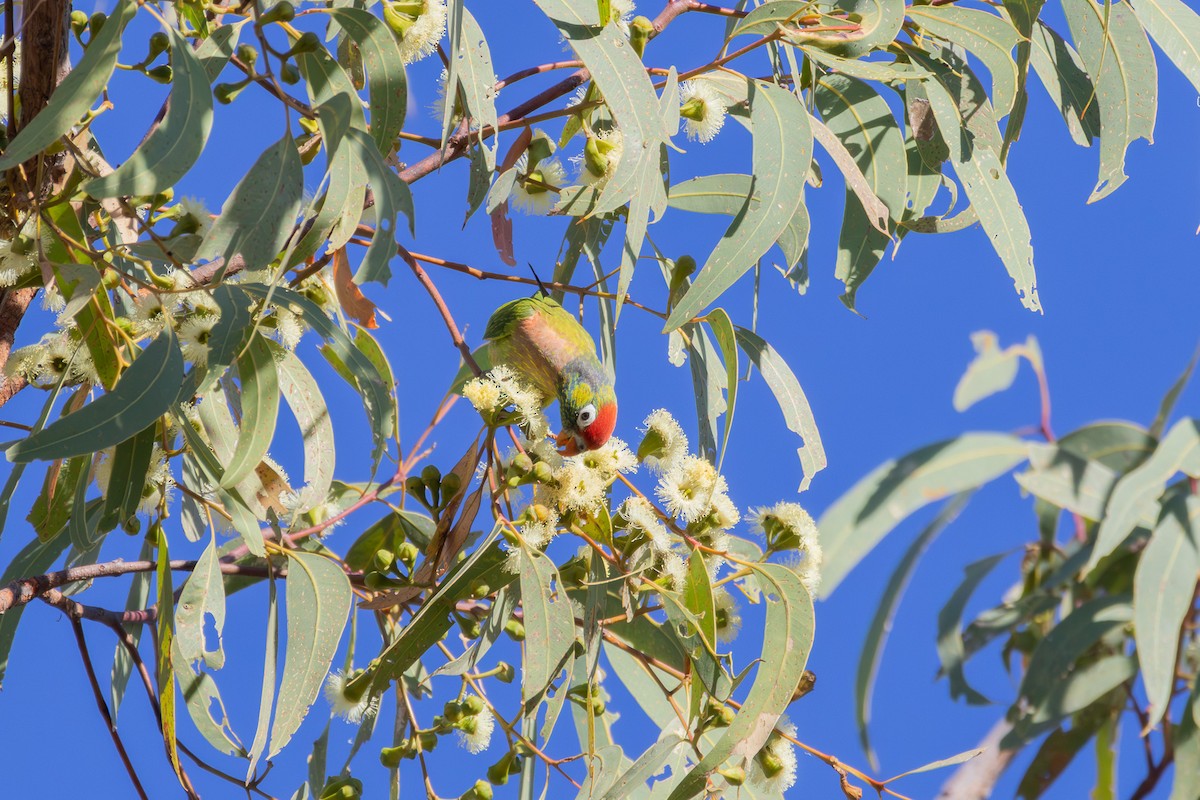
xmin=1 ymin=1 xmax=1198 ymax=798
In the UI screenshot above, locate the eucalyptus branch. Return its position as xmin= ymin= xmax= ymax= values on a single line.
xmin=67 ymin=614 xmax=151 ymax=800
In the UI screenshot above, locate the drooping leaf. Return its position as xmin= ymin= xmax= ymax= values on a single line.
xmin=1131 ymin=0 xmax=1200 ymax=94
xmin=7 ymin=330 xmax=184 ymax=463
xmin=937 ymin=552 xmax=1009 ymax=705
xmin=195 ymin=136 xmax=304 ymax=275
xmin=814 ymin=75 xmax=906 ymax=309
xmin=598 ymin=734 xmax=686 ymax=800
xmin=176 ymin=535 xmax=227 ymax=670
xmin=445 ymin=7 xmax=498 ymax=168
xmin=734 ymin=326 xmax=824 ymax=491
xmin=818 ymin=433 xmax=1029 ymax=597
xmin=1173 ymin=689 xmax=1200 ymax=800
xmin=885 ymin=747 xmax=987 ymax=781
xmin=327 ymin=8 xmax=409 ymax=154
xmin=246 ymin=571 xmax=279 ymax=780
xmin=519 ymin=544 xmax=577 ymax=702
xmin=269 ymin=552 xmax=352 ymax=757
xmin=273 ymin=344 xmax=336 ymax=516
xmin=954 ymin=331 xmax=1025 ymax=411
xmin=84 ymin=28 xmax=218 ymax=198
xmin=155 ymin=526 xmax=184 ymax=782
xmin=858 ymin=493 xmax=971 ymax=769
xmin=1027 ymin=21 xmax=1102 ymax=147
xmin=0 ymin=0 xmax=137 ymax=170
xmin=706 ymin=309 xmax=739 ymax=470
xmin=1016 ymin=721 xmax=1102 ymax=800
xmin=111 ymin=536 xmax=155 ymax=719
xmin=908 ymin=5 xmax=1022 ymax=115
xmin=1150 ymin=346 xmax=1199 ymax=438
xmin=99 ymin=422 xmax=156 ymax=529
xmin=666 ymin=565 xmax=814 ymax=800
xmin=1133 ymin=493 xmax=1200 ymax=729
xmin=1087 ymin=418 xmax=1200 ymax=572
xmin=1017 ymin=593 xmax=1133 ymax=712
xmin=666 ymin=84 xmax=810 ymax=330
xmin=347 ymin=127 xmax=414 ymax=286
xmin=1004 ymin=655 xmax=1136 ymax=748
xmin=222 ymin=333 xmax=280 ymax=489
xmin=239 ymin=284 xmax=391 ymax=473
xmin=907 ymin=44 xmax=1041 ymax=314
xmin=1017 ymin=445 xmax=1119 ymax=520
xmin=1061 ymin=0 xmax=1159 ymax=202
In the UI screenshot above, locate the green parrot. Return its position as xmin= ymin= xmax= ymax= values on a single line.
xmin=469 ymin=294 xmax=617 ymax=455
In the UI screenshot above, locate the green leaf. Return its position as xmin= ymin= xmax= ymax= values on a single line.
xmin=155 ymin=526 xmax=183 ymax=781
xmin=240 ymin=284 xmax=391 ymax=473
xmin=373 ymin=525 xmax=518 ymax=684
xmin=1132 ymin=0 xmax=1200 ymax=94
xmin=222 ymin=333 xmax=280 ymax=489
xmin=939 ymin=553 xmax=1010 ymax=706
xmin=246 ymin=570 xmax=279 ymax=780
xmin=666 ymin=83 xmax=810 ymax=331
xmin=206 ymin=284 xmax=254 ymax=380
xmin=858 ymin=493 xmax=971 ymax=769
xmin=667 ymin=564 xmax=814 ymax=800
xmin=518 ymin=544 xmax=577 ymax=701
xmin=706 ymin=309 xmax=739 ymax=471
xmin=172 ymin=657 xmax=244 ymax=756
xmin=818 ymin=433 xmax=1029 ymax=597
xmin=28 ymin=455 xmax=86 ymax=542
xmin=908 ymin=45 xmax=1041 ymax=314
xmin=954 ymin=331 xmax=1024 ymax=411
xmin=269 ymin=552 xmax=352 ymax=757
xmin=1005 ymin=654 xmax=1135 ymax=748
xmin=532 ymin=0 xmax=663 ymax=217
xmin=728 ymin=1 xmax=809 ymax=38
xmin=1150 ymin=346 xmax=1199 ymax=438
xmin=446 ymin=7 xmax=497 ymax=169
xmin=1027 ymin=20 xmax=1102 ymax=147
xmin=0 ymin=0 xmax=137 ymax=170
xmin=111 ymin=536 xmax=155 ymax=720
xmin=7 ymin=330 xmax=184 ymax=463
xmin=273 ymin=344 xmax=335 ymax=515
xmin=786 ymin=0 xmax=906 ymax=58
xmin=908 ymin=5 xmax=1022 ymax=115
xmin=1087 ymin=418 xmax=1200 ymax=572
xmin=734 ymin=326 xmax=824 ymax=491
xmin=346 ymin=127 xmax=414 ymax=286
xmin=686 ymin=322 xmax=726 ymax=463
xmin=344 ymin=510 xmax=433 ymax=572
xmin=598 ymin=734 xmax=686 ymax=800
xmin=814 ymin=76 xmax=906 ymax=309
xmin=1017 ymin=593 xmax=1132 ymax=712
xmin=1134 ymin=494 xmax=1200 ymax=729
xmin=885 ymin=747 xmax=986 ymax=781
xmin=1017 ymin=444 xmax=1118 ymax=519
xmin=1016 ymin=722 xmax=1100 ymax=800
xmin=195 ymin=135 xmax=304 ymax=275
xmin=100 ymin=423 xmax=156 ymax=529
xmin=1059 ymin=420 xmax=1157 ymax=472
xmin=327 ymin=8 xmax=408 ymax=154
xmin=1172 ymin=690 xmax=1200 ymax=800
xmin=176 ymin=535 xmax=227 ymax=670
xmin=84 ymin=28 xmax=217 ymax=198
xmin=1061 ymin=0 xmax=1158 ymax=202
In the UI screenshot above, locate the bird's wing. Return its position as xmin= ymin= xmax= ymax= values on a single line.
xmin=483 ymin=297 xmax=539 ymax=342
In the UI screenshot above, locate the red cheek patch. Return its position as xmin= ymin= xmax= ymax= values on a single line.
xmin=582 ymin=402 xmax=617 ymax=450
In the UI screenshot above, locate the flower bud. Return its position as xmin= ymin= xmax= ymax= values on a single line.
xmin=396 ymin=541 xmax=419 ymax=568
xmin=495 ymin=662 xmax=515 ymax=683
xmin=526 ymin=130 xmax=556 ymax=169
xmin=719 ymin=766 xmax=746 ymax=786
xmin=460 ymin=780 xmax=493 ymax=800
xmin=486 ymin=755 xmax=512 ymax=785
xmin=418 ymin=731 xmax=438 ymax=752
xmin=70 ymin=10 xmax=89 ymax=36
xmin=146 ymin=31 xmax=171 ymax=62
xmin=462 ymin=694 xmax=485 ymax=716
xmin=373 ymin=549 xmax=395 ymax=572
xmin=89 ymin=12 xmax=108 ymax=37
xmin=289 ymin=31 xmax=322 ymax=55
xmin=146 ymin=65 xmax=173 ymax=84
xmin=318 ymin=777 xmax=362 ymax=800
xmin=504 ymin=618 xmax=525 ymax=641
xmin=279 ymin=62 xmax=301 ymax=85
xmin=236 ymin=43 xmax=258 ymax=67
xmin=668 ymin=255 xmax=696 ymax=293
xmin=443 ymin=700 xmax=464 ymax=722
xmin=214 ymin=81 xmax=249 ymax=105
xmin=629 ymin=16 xmax=654 ymax=57
xmin=439 ymin=472 xmax=461 ymax=504
xmin=259 ymin=0 xmax=295 ymax=24
xmin=755 ymin=747 xmax=784 ymax=778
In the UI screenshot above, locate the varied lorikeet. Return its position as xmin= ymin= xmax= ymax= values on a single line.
xmin=478 ymin=294 xmax=617 ymax=455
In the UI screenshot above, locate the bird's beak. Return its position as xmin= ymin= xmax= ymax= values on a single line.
xmin=556 ymin=430 xmax=580 ymax=456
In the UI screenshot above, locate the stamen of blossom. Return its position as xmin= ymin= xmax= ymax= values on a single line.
xmin=324 ymin=669 xmax=379 ymax=723
xmin=580 ymin=437 xmax=638 ymax=481
xmin=511 ymin=158 xmax=566 ymax=216
xmin=655 ymin=455 xmax=727 ymax=524
xmin=753 ymin=502 xmax=822 ymax=595
xmin=617 ymin=495 xmax=671 ymax=552
xmin=679 ymin=79 xmax=729 ymax=144
xmin=382 ymin=0 xmax=447 ymax=65
xmin=748 ymin=720 xmax=798 ymax=794
xmin=572 ymin=128 xmax=623 ymax=187
xmin=178 ymin=313 xmax=220 ymax=366
xmin=638 ymin=409 xmax=688 ymax=474
xmin=456 ymin=705 xmax=495 ymax=754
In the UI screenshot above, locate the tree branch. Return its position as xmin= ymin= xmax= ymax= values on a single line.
xmin=67 ymin=614 xmax=151 ymax=800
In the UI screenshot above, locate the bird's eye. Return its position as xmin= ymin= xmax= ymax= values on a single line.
xmin=576 ymin=403 xmax=597 ymax=428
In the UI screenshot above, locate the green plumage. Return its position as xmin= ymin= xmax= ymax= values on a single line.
xmin=456 ymin=294 xmax=618 ymax=453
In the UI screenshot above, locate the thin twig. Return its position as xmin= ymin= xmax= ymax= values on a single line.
xmin=68 ymin=616 xmax=151 ymax=800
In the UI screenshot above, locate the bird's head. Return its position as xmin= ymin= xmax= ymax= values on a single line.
xmin=555 ymin=360 xmax=617 ymax=456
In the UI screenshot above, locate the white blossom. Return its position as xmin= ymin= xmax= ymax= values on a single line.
xmin=618 ymin=495 xmax=671 ymax=553
xmin=457 ymin=705 xmax=495 ymax=754
xmin=754 ymin=501 xmax=822 ymax=595
xmin=748 ymin=719 xmax=798 ymax=794
xmin=324 ymin=670 xmax=378 ymax=723
xmin=178 ymin=314 xmax=219 ymax=366
xmin=655 ymin=455 xmax=727 ymax=524
xmin=511 ymin=158 xmax=566 ymax=216
xmin=388 ymin=0 xmax=447 ymax=65
xmin=679 ymin=79 xmax=729 ymax=144
xmin=638 ymin=409 xmax=688 ymax=474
